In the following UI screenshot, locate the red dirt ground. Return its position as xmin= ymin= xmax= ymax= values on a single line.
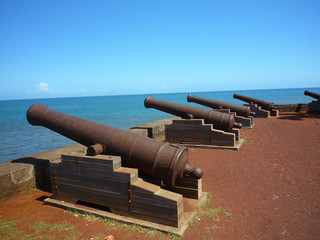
xmin=1 ymin=112 xmax=319 ymax=239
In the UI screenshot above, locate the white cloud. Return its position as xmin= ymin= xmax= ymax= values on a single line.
xmin=69 ymin=88 xmax=87 ymax=93
xmin=98 ymin=89 xmax=111 ymax=93
xmin=34 ymin=82 xmax=87 ymax=95
xmin=160 ymin=85 xmax=171 ymax=90
xmin=37 ymin=82 xmax=50 ymax=92
xmin=78 ymin=88 xmax=87 ymax=92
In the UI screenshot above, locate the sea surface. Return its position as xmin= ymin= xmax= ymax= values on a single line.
xmin=0 ymin=87 xmax=319 ymax=163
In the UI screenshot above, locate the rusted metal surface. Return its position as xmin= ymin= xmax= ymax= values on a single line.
xmin=27 ymin=103 xmax=203 ymax=186
xmin=233 ymin=93 xmax=276 ymax=111
xmin=127 ymin=181 xmax=132 ymax=211
xmin=87 ymin=143 xmax=106 ymax=156
xmin=187 ymin=94 xmax=255 ymax=117
xmin=304 ymin=90 xmax=320 ymax=101
xmin=144 ymin=96 xmax=242 ymax=132
xmin=53 ymin=170 xmax=58 ymax=195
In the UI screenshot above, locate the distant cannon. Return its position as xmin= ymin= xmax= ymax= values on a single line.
xmin=304 ymin=90 xmax=320 ymax=101
xmin=187 ymin=94 xmax=255 ymax=117
xmin=233 ymin=93 xmax=276 ymax=111
xmin=26 ymin=103 xmax=203 ymax=186
xmin=144 ymin=96 xmax=242 ymax=132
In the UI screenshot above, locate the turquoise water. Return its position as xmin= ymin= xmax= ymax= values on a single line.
xmin=0 ymin=87 xmax=319 ymax=163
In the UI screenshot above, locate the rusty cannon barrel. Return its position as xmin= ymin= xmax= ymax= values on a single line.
xmin=187 ymin=94 xmax=255 ymax=117
xmin=233 ymin=93 xmax=276 ymax=111
xmin=26 ymin=103 xmax=203 ymax=186
xmin=144 ymin=96 xmax=242 ymax=132
xmin=304 ymin=90 xmax=320 ymax=101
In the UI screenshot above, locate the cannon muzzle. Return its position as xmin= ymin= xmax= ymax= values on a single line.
xmin=187 ymin=94 xmax=255 ymax=117
xmin=304 ymin=90 xmax=320 ymax=101
xmin=144 ymin=96 xmax=242 ymax=132
xmin=27 ymin=103 xmax=203 ymax=186
xmin=233 ymin=93 xmax=276 ymax=111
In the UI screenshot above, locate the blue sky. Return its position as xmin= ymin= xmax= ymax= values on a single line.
xmin=0 ymin=0 xmax=319 ymax=100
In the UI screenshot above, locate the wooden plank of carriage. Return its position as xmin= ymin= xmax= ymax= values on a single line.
xmin=47 ymin=152 xmax=201 ymax=230
xmin=165 ymin=119 xmax=244 ymax=149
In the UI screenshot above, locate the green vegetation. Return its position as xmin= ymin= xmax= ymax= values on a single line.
xmin=64 ymin=208 xmax=180 ymax=239
xmin=188 ymin=192 xmax=231 ymax=240
xmin=91 ymin=232 xmax=104 ymax=240
xmin=0 ymin=192 xmax=230 ymax=240
xmin=0 ymin=219 xmax=81 ymax=240
xmin=242 ymin=134 xmax=256 ymax=145
xmin=26 ymin=185 xmax=36 ymax=194
xmin=0 ymin=219 xmax=21 ymax=239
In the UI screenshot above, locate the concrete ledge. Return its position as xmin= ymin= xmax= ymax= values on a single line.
xmin=275 ymin=103 xmax=309 ymax=112
xmin=130 ymin=116 xmax=180 ymax=139
xmin=0 ymin=116 xmax=178 ymax=201
xmin=0 ymin=143 xmax=86 ymax=201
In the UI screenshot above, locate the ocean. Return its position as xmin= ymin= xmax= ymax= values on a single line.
xmin=0 ymin=87 xmax=319 ymax=163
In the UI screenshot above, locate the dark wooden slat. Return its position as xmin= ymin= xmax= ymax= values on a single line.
xmin=174 ymin=178 xmax=201 ymax=189
xmin=55 ymin=172 xmax=132 ymax=191
xmin=55 ymin=191 xmax=129 ymax=211
xmin=58 ymin=181 xmax=181 ymax=210
xmin=110 ymin=208 xmax=183 ymax=228
xmin=162 ymin=186 xmax=202 ymax=199
xmin=58 ymin=183 xmax=128 ymax=203
xmin=57 ymin=177 xmax=129 ymax=195
xmin=56 ymin=184 xmax=181 ymax=218
xmin=166 ymin=119 xmax=237 ymax=147
xmin=56 ymin=164 xmax=138 ymax=182
xmin=61 ymin=153 xmax=121 ymax=166
xmin=61 ymin=159 xmax=120 ymax=171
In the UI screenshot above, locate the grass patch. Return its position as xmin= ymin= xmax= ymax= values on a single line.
xmin=0 ymin=219 xmax=81 ymax=240
xmin=189 ymin=193 xmax=231 ymax=227
xmin=91 ymin=232 xmax=104 ymax=239
xmin=124 ymin=231 xmax=133 ymax=238
xmin=1 ymin=193 xmax=230 ymax=239
xmin=64 ymin=208 xmax=80 ymax=216
xmin=28 ymin=221 xmax=80 ymax=239
xmin=167 ymin=232 xmax=181 ymax=239
xmin=26 ymin=186 xmax=36 ymax=194
xmin=0 ymin=219 xmax=21 ymax=239
xmin=242 ymin=134 xmax=256 ymax=145
xmin=64 ymin=209 xmax=180 ymax=239
xmin=224 ymin=212 xmax=231 ymax=217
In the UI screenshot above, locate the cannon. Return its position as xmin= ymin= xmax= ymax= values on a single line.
xmin=187 ymin=94 xmax=255 ymax=117
xmin=27 ymin=103 xmax=203 ymax=186
xmin=304 ymin=90 xmax=320 ymax=101
xmin=144 ymin=96 xmax=242 ymax=132
xmin=233 ymin=93 xmax=276 ymax=111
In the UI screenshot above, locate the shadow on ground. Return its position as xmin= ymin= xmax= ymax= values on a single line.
xmin=277 ymin=113 xmax=320 ymax=121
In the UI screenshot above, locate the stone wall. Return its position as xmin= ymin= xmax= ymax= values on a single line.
xmin=275 ymin=103 xmax=309 ymax=112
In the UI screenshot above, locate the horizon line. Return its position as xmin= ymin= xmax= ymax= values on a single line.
xmin=1 ymin=86 xmax=319 ymax=102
